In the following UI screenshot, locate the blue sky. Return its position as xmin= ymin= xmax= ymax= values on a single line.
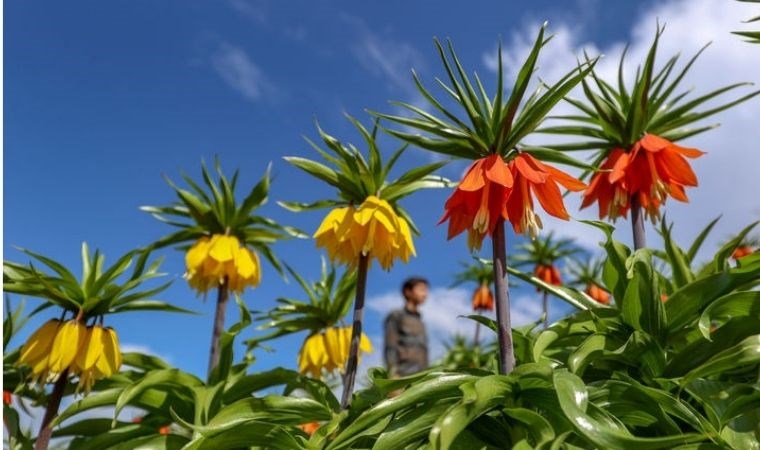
xmin=6 ymin=0 xmax=759 ymax=380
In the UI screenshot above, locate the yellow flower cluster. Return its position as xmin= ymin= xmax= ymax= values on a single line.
xmin=18 ymin=320 xmax=122 ymax=392
xmin=314 ymin=196 xmax=415 ymax=270
xmin=298 ymin=327 xmax=373 ymax=378
xmin=185 ymin=234 xmax=262 ymax=294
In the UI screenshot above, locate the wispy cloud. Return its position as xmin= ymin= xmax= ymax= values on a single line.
xmin=341 ymin=14 xmax=425 ymax=94
xmin=482 ymin=0 xmax=760 ymax=256
xmin=211 ymin=42 xmax=275 ymax=102
xmin=227 ymin=0 xmax=268 ymax=25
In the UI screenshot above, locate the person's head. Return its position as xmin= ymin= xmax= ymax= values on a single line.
xmin=402 ymin=277 xmax=429 ymax=307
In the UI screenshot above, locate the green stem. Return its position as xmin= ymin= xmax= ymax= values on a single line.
xmin=341 ymin=254 xmax=370 ymax=409
xmin=35 ymin=369 xmax=69 ymax=450
xmin=631 ymin=194 xmax=647 ymax=250
xmin=542 ymin=290 xmax=549 ymax=330
xmin=492 ymin=219 xmax=515 ymax=374
xmin=207 ymin=282 xmax=230 ymax=378
xmin=473 ymin=321 xmax=481 ymax=347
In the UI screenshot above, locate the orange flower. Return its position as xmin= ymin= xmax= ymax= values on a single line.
xmin=3 ymin=390 xmax=11 ymax=406
xmin=660 ymin=293 xmax=669 ymax=303
xmin=158 ymin=425 xmax=171 ymax=435
xmin=440 ymin=154 xmax=513 ymax=250
xmin=472 ymin=285 xmax=494 ymax=311
xmin=300 ymin=421 xmax=320 ymax=436
xmin=584 ymin=283 xmax=610 ymax=305
xmin=582 ymin=134 xmax=704 ymax=221
xmin=534 ymin=264 xmax=562 ymax=290
xmin=581 ymin=148 xmax=630 ymax=220
xmin=732 ymin=246 xmax=753 ymax=260
xmin=131 ymin=416 xmax=143 ymax=424
xmin=441 ymin=153 xmax=585 ymax=249
xmin=506 ymin=154 xmax=586 ymax=239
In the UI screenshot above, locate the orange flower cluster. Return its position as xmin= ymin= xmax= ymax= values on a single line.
xmin=300 ymin=422 xmax=320 ymax=436
xmin=471 ymin=285 xmax=494 ymax=311
xmin=534 ymin=264 xmax=562 ymax=289
xmin=584 ymin=283 xmax=610 ymax=305
xmin=441 ymin=153 xmax=585 ymax=249
xmin=732 ymin=246 xmax=753 ymax=260
xmin=582 ymin=134 xmax=703 ymax=221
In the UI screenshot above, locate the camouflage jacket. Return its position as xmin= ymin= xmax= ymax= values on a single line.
xmin=383 ymin=308 xmax=428 ymax=376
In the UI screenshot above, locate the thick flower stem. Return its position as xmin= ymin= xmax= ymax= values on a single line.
xmin=542 ymin=290 xmax=549 ymax=330
xmin=207 ymin=282 xmax=230 ymax=378
xmin=473 ymin=321 xmax=481 ymax=347
xmin=341 ymin=254 xmax=370 ymax=409
xmin=35 ymin=369 xmax=69 ymax=450
xmin=631 ymin=195 xmax=647 ymax=250
xmin=492 ymin=219 xmax=515 ymax=375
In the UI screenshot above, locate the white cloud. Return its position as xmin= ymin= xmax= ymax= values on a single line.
xmin=341 ymin=14 xmax=424 ymax=94
xmin=227 ymin=0 xmax=268 ymax=25
xmin=211 ymin=42 xmax=274 ymax=102
xmin=483 ymin=0 xmax=760 ymax=258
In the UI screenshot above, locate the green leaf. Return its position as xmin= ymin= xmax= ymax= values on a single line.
xmin=372 ymin=401 xmax=453 ymax=450
xmin=429 ymin=376 xmax=512 ymax=449
xmin=194 ymin=396 xmax=332 ymax=436
xmin=326 ymin=373 xmax=476 ymax=450
xmin=554 ymin=370 xmax=705 ymax=449
xmin=114 ymin=369 xmax=203 ymax=424
xmin=682 ymin=335 xmax=760 ymax=385
xmin=109 ymin=300 xmax=194 ymax=315
xmin=506 ymin=266 xmax=601 ymax=311
xmin=665 ymin=259 xmax=760 ymax=331
xmin=686 ymin=216 xmax=721 ymax=263
xmin=180 ymin=422 xmax=301 ymax=450
xmin=698 ymin=291 xmax=760 ymax=340
xmin=277 ymin=199 xmax=340 ymax=212
xmin=620 ymin=250 xmax=666 ymax=339
xmin=284 ymin=156 xmax=342 ymax=189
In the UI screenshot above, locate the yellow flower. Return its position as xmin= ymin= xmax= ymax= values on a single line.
xmin=18 ymin=319 xmax=123 ymax=390
xmin=185 ymin=234 xmax=262 ymax=294
xmin=297 ymin=327 xmax=373 ymax=378
xmin=72 ymin=326 xmax=123 ymax=393
xmin=48 ymin=320 xmax=86 ymax=374
xmin=18 ymin=320 xmax=61 ymax=383
xmin=313 ymin=197 xmax=416 ymax=270
xmin=314 ymin=207 xmax=358 ymax=266
xmin=298 ymin=333 xmax=329 ymax=378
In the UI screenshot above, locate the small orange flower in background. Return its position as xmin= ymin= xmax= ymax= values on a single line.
xmin=472 ymin=285 xmax=494 ymax=311
xmin=158 ymin=425 xmax=171 ymax=435
xmin=732 ymin=245 xmax=754 ymax=260
xmin=534 ymin=264 xmax=562 ymax=289
xmin=131 ymin=416 xmax=143 ymax=424
xmin=584 ymin=283 xmax=610 ymax=305
xmin=3 ymin=390 xmax=12 ymax=406
xmin=441 ymin=153 xmax=585 ymax=249
xmin=300 ymin=421 xmax=320 ymax=436
xmin=582 ymin=134 xmax=703 ymax=222
xmin=660 ymin=293 xmax=669 ymax=303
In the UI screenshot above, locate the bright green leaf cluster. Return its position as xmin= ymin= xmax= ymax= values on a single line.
xmin=246 ymin=260 xmax=357 ymax=349
xmin=2 ymin=244 xmax=185 ymax=318
xmin=142 ymin=158 xmax=305 ymax=275
xmin=283 ymin=115 xmax=451 ymax=235
xmin=541 ymin=25 xmax=760 ymax=158
xmin=375 ymin=23 xmax=597 ymax=167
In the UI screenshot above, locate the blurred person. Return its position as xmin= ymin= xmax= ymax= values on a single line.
xmin=384 ymin=277 xmax=429 ymax=377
